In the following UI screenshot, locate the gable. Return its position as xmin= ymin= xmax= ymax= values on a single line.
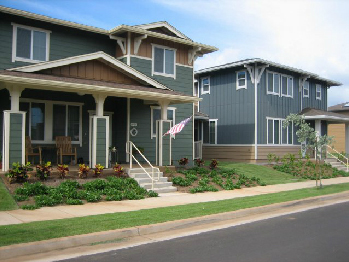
xmin=39 ymin=60 xmax=140 ymax=85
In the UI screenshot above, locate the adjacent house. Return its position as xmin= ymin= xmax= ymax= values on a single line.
xmin=328 ymin=102 xmax=349 ymax=154
xmin=194 ymin=59 xmax=348 ymax=162
xmin=0 ymin=5 xmax=217 ymax=171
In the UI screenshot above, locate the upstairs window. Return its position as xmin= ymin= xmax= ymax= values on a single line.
xmin=316 ymin=84 xmax=321 ymax=100
xmin=281 ymin=76 xmax=293 ymax=97
xmin=152 ymin=45 xmax=175 ymax=78
xmin=267 ymin=72 xmax=280 ymax=95
xmin=201 ymin=77 xmax=210 ymax=95
xmin=236 ymin=71 xmax=247 ymax=90
xmin=303 ymin=81 xmax=309 ymax=97
xmin=12 ymin=23 xmax=50 ymax=63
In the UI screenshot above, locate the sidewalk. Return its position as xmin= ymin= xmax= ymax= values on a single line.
xmin=1 ymin=177 xmax=349 ymax=226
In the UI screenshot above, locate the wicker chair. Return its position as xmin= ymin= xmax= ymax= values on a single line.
xmin=25 ymin=136 xmax=42 ymax=164
xmin=56 ymin=136 xmax=77 ymax=165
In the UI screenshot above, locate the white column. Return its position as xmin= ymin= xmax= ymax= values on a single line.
xmin=345 ymin=123 xmax=349 ymax=154
xmin=315 ymin=120 xmax=321 ymax=137
xmin=93 ymin=94 xmax=107 ymax=116
xmin=157 ymin=100 xmax=170 ymax=166
xmin=159 ymin=100 xmax=169 ymax=120
xmin=7 ymin=86 xmax=24 ymax=111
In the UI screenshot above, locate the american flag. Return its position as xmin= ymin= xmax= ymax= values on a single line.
xmin=164 ymin=116 xmax=192 ymax=136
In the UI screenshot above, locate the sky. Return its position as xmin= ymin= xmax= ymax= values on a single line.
xmin=1 ymin=0 xmax=348 ymax=106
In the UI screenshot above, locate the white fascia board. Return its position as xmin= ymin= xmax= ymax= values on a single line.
xmin=0 ymin=74 xmax=200 ymax=104
xmin=8 ymin=51 xmax=171 ymax=91
xmin=109 ymin=25 xmax=218 ymax=53
xmin=304 ymin=115 xmax=349 ymax=122
xmin=136 ymin=21 xmax=190 ymax=40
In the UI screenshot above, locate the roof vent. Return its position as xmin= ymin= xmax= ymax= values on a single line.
xmin=344 ymin=103 xmax=349 ymax=107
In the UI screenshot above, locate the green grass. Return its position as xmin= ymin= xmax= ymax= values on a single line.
xmin=0 ymin=178 xmax=18 ymax=211
xmin=219 ymin=162 xmax=305 ymax=185
xmin=1 ymin=183 xmax=349 ymax=247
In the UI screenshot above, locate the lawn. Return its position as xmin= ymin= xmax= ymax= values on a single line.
xmin=0 ymin=178 xmax=17 ymax=211
xmin=1 ymin=183 xmax=349 ymax=247
xmin=219 ymin=162 xmax=305 ymax=185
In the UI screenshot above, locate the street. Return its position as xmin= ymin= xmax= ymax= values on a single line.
xmin=58 ymin=201 xmax=349 ymax=262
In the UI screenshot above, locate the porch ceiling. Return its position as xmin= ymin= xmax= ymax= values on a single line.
xmin=0 ymin=70 xmax=200 ymax=104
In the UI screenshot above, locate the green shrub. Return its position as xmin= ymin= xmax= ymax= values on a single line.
xmin=13 ymin=194 xmax=29 ymax=202
xmin=15 ymin=182 xmax=48 ymax=196
xmin=21 ymin=204 xmax=38 ymax=210
xmin=85 ymin=192 xmax=102 ymax=202
xmin=83 ymin=179 xmax=108 ymax=191
xmin=147 ymin=190 xmax=158 ymax=197
xmin=65 ymin=198 xmax=83 ymax=205
xmin=34 ymin=195 xmax=63 ymax=207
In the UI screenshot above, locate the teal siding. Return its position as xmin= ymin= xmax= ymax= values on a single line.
xmin=96 ymin=118 xmax=107 ymax=165
xmin=130 ymin=57 xmax=194 ymax=163
xmin=0 ymin=14 xmax=115 ymax=70
xmin=9 ymin=113 xmax=23 ymax=164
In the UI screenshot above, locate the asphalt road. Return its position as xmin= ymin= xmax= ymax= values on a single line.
xmin=59 ymin=201 xmax=349 ymax=262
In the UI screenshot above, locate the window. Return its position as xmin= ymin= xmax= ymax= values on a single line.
xmin=236 ymin=71 xmax=247 ymax=90
xmin=19 ymin=99 xmax=82 ymax=144
xmin=12 ymin=23 xmax=50 ymax=63
xmin=267 ymin=118 xmax=293 ymax=145
xmin=151 ymin=106 xmax=176 ymax=138
xmin=201 ymin=77 xmax=210 ymax=95
xmin=268 ymin=71 xmax=293 ymax=97
xmin=152 ymin=45 xmax=176 ymax=77
xmin=316 ymin=84 xmax=321 ymax=100
xmin=203 ymin=119 xmax=217 ymax=144
xmin=267 ymin=72 xmax=280 ymax=95
xmin=303 ymin=81 xmax=309 ymax=97
xmin=281 ymin=76 xmax=293 ymax=97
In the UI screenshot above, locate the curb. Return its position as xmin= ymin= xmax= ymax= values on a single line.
xmin=1 ymin=191 xmax=349 ymax=260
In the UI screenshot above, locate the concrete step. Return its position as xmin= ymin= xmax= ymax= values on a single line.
xmin=141 ymin=181 xmax=174 ymax=190
xmin=129 ymin=168 xmax=160 ymax=174
xmin=151 ymin=186 xmax=177 ymax=194
xmin=129 ymin=172 xmax=164 ymax=179
xmin=135 ymin=177 xmax=168 ymax=184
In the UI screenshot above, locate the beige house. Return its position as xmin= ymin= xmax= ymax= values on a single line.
xmin=328 ymin=102 xmax=349 ymax=154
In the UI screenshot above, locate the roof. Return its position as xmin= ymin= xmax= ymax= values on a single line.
xmin=195 ymin=58 xmax=341 ymax=87
xmin=328 ymin=102 xmax=349 ymax=112
xmin=194 ymin=111 xmax=209 ymax=120
xmin=0 ymin=5 xmax=217 ymax=54
xmin=300 ymin=108 xmax=349 ymax=122
xmin=8 ymin=51 xmax=171 ymax=91
xmin=0 ymin=70 xmax=199 ymax=104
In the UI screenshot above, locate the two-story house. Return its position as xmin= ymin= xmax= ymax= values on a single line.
xmin=0 ymin=5 xmax=217 ymax=171
xmin=194 ymin=59 xmax=349 ymax=162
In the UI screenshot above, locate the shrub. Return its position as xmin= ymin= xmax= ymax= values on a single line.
xmin=83 ymin=179 xmax=108 ymax=191
xmin=113 ymin=164 xmax=124 ymax=177
xmin=21 ymin=204 xmax=38 ymax=210
xmin=65 ymin=198 xmax=83 ymax=205
xmin=34 ymin=195 xmax=63 ymax=207
xmin=172 ymin=176 xmax=192 ymax=186
xmin=78 ymin=164 xmax=90 ymax=178
xmin=178 ymin=157 xmax=189 ymax=166
xmin=195 ymin=158 xmax=205 ymax=167
xmin=85 ymin=192 xmax=102 ymax=202
xmin=94 ymin=164 xmax=104 ymax=177
xmin=13 ymin=194 xmax=29 ymax=202
xmin=15 ymin=182 xmax=48 ymax=196
xmin=147 ymin=190 xmax=158 ymax=197
xmin=36 ymin=162 xmax=52 ymax=180
xmin=5 ymin=162 xmax=33 ymax=183
xmin=105 ymin=194 xmax=123 ymax=201
xmin=57 ymin=164 xmax=69 ymax=179
xmin=209 ymin=159 xmax=219 ymax=170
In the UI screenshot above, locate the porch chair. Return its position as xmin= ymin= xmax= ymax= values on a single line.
xmin=25 ymin=136 xmax=42 ymax=164
xmin=56 ymin=136 xmax=77 ymax=165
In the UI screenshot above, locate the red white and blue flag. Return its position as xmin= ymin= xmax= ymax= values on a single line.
xmin=164 ymin=116 xmax=192 ymax=136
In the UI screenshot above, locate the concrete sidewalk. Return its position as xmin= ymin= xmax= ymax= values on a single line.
xmin=1 ymin=177 xmax=349 ymax=226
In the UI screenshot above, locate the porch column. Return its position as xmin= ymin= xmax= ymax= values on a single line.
xmin=91 ymin=94 xmax=109 ymax=167
xmin=156 ymin=100 xmax=171 ymax=166
xmin=2 ymin=86 xmax=25 ymax=171
xmin=345 ymin=123 xmax=349 ymax=154
xmin=315 ymin=120 xmax=321 ymax=137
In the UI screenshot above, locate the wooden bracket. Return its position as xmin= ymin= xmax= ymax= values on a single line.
xmin=110 ymin=36 xmax=127 ymax=55
xmin=188 ymin=47 xmax=202 ymax=65
xmin=134 ymin=35 xmax=147 ymax=55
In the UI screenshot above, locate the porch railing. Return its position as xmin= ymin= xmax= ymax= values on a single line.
xmin=326 ymin=145 xmax=349 ymax=172
xmin=194 ymin=140 xmax=203 ymax=159
xmin=126 ymin=141 xmax=158 ymax=190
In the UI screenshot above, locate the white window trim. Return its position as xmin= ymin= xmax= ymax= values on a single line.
xmin=150 ymin=106 xmax=176 ymax=139
xmin=236 ymin=70 xmax=247 ymax=90
xmin=201 ymin=76 xmax=210 ymax=95
xmin=203 ymin=119 xmax=218 ymax=145
xmin=19 ymin=98 xmax=83 ymax=146
xmin=303 ymin=81 xmax=310 ymax=98
xmin=316 ymin=84 xmax=322 ymax=100
xmin=267 ymin=117 xmax=294 ymax=145
xmin=12 ymin=23 xmax=51 ymax=63
xmin=151 ymin=44 xmax=176 ymax=79
xmin=280 ymin=75 xmax=293 ymax=98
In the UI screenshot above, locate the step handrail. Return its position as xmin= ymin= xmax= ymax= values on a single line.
xmin=326 ymin=145 xmax=349 ymax=172
xmin=126 ymin=141 xmax=159 ymax=190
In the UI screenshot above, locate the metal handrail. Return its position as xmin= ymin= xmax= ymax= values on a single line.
xmin=126 ymin=141 xmax=158 ymax=190
xmin=326 ymin=145 xmax=349 ymax=172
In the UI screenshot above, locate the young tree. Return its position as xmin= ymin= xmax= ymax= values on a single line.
xmin=283 ymin=114 xmax=333 ymax=188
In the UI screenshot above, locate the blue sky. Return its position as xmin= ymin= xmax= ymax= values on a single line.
xmin=1 ymin=0 xmax=348 ymax=106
